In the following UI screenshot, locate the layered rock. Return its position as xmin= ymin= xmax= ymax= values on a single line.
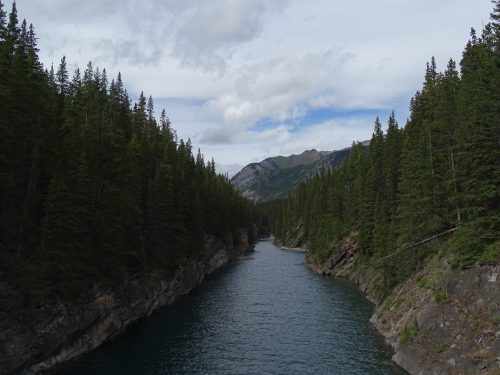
xmin=0 ymin=229 xmax=256 ymax=374
xmin=305 ymin=240 xmax=500 ymax=374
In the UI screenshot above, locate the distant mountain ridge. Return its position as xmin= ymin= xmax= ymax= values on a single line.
xmin=231 ymin=145 xmax=364 ymax=201
xmin=269 ymin=149 xmax=331 ymax=169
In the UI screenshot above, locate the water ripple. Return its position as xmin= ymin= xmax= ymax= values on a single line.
xmin=60 ymin=240 xmax=406 ymax=375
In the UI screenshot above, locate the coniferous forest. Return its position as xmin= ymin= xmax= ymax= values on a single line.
xmin=269 ymin=4 xmax=499 ymax=297
xmin=1 ymin=2 xmax=500 ymax=374
xmin=0 ymin=2 xmax=261 ymax=304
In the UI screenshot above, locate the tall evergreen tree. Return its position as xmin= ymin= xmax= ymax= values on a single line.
xmin=56 ymin=55 xmax=68 ymax=95
xmin=0 ymin=4 xmax=262 ymax=302
xmin=455 ymin=27 xmax=500 ymax=245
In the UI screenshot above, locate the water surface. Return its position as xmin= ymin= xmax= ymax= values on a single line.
xmin=60 ymin=238 xmax=405 ymax=374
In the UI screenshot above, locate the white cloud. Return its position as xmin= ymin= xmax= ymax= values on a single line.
xmin=94 ymin=39 xmax=163 ymax=67
xmin=308 ymin=95 xmax=338 ymax=109
xmin=195 ymin=117 xmax=374 ymax=167
xmin=173 ymin=0 xmax=288 ymax=71
xmin=203 ymin=49 xmax=353 ymax=128
xmin=215 ymin=162 xmax=245 ymax=178
xmin=14 ymin=0 xmax=494 ymax=167
xmin=277 ymin=119 xmax=370 ymax=155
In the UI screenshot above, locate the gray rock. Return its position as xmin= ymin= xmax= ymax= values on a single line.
xmin=492 ymin=338 xmax=500 ymax=353
xmin=230 ymin=148 xmax=354 ymax=202
xmin=0 ymin=230 xmax=257 ymax=374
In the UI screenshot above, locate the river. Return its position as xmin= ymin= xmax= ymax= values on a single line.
xmin=59 ymin=238 xmax=405 ymax=374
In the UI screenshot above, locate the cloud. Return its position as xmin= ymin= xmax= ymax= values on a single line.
xmin=24 ymin=0 xmax=123 ymax=20
xmin=173 ymin=0 xmax=288 ymax=71
xmin=198 ymin=49 xmax=353 ymax=143
xmin=195 ymin=117 xmax=375 ymax=168
xmin=206 ymin=49 xmax=353 ymax=124
xmin=277 ymin=119 xmax=370 ymax=156
xmin=94 ymin=39 xmax=163 ymax=67
xmin=198 ymin=123 xmax=243 ymax=144
xmin=15 ymin=0 xmax=494 ymax=168
xmin=215 ymin=162 xmax=245 ymax=177
xmin=308 ymin=95 xmax=338 ymax=109
xmin=22 ymin=0 xmax=197 ymax=23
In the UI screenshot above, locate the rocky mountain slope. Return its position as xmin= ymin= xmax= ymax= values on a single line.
xmin=231 ymin=145 xmax=360 ymax=202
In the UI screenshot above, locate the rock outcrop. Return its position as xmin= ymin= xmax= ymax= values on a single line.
xmin=230 ymin=148 xmax=352 ymax=202
xmin=305 ymin=240 xmax=500 ymax=374
xmin=378 ymin=262 xmax=500 ymax=375
xmin=0 ymin=229 xmax=256 ymax=374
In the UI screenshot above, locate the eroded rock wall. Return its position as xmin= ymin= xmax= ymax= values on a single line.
xmin=0 ymin=229 xmax=255 ymax=374
xmin=305 ymin=241 xmax=500 ymax=374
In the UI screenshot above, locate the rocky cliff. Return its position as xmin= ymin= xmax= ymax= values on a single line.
xmin=231 ymin=148 xmax=351 ymax=202
xmin=304 ymin=240 xmax=500 ymax=374
xmin=0 ymin=229 xmax=256 ymax=374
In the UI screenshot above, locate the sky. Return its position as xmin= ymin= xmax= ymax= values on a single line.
xmin=13 ymin=0 xmax=494 ymax=175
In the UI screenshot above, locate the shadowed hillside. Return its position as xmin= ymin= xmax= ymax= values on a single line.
xmin=231 ymin=145 xmax=367 ymax=202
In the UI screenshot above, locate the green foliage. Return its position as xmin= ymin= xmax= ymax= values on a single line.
xmin=434 ymin=289 xmax=448 ymax=304
xmin=311 ymin=242 xmax=335 ymax=264
xmin=448 ymin=227 xmax=485 ymax=269
xmin=436 ymin=343 xmax=448 ymax=353
xmin=490 ymin=312 xmax=500 ymax=325
xmin=418 ymin=261 xmax=449 ymax=290
xmin=245 ymin=148 xmax=351 ymax=202
xmin=478 ymin=241 xmax=500 ymax=265
xmin=0 ymin=6 xmax=262 ymax=301
xmin=400 ymin=318 xmax=419 ymax=346
xmin=266 ymin=3 xmax=499 ymax=287
xmin=380 ymin=296 xmax=393 ymax=313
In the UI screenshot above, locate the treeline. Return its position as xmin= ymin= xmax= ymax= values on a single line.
xmin=0 ymin=2 xmax=260 ymax=300
xmin=269 ymin=4 xmax=499 ymax=295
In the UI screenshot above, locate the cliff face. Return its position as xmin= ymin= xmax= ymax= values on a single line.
xmin=230 ymin=148 xmax=353 ymax=202
xmin=374 ymin=261 xmax=500 ymax=375
xmin=0 ymin=229 xmax=256 ymax=374
xmin=304 ymin=241 xmax=500 ymax=374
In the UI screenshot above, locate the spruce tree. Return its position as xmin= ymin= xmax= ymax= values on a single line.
xmin=56 ymin=56 xmax=68 ymax=95
xmin=455 ymin=28 xmax=500 ymax=245
xmin=0 ymin=1 xmax=6 ymax=36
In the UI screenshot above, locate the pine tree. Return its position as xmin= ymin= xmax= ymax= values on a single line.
xmin=382 ymin=111 xmax=402 ymax=221
xmin=56 ymin=56 xmax=68 ymax=95
xmin=268 ymin=2 xmax=500 ymax=281
xmin=358 ymin=117 xmax=384 ymax=255
xmin=455 ymin=28 xmax=500 ymax=245
xmin=5 ymin=1 xmax=18 ymax=49
xmin=37 ymin=107 xmax=92 ymax=294
xmin=0 ymin=1 xmax=6 ymax=36
xmin=0 ymin=3 xmax=250 ymax=304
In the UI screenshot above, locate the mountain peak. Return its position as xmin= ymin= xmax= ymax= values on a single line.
xmin=231 ymin=145 xmax=358 ymax=202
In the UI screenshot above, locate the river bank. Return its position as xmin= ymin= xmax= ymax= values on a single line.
xmin=58 ymin=238 xmax=403 ymax=374
xmin=301 ymin=239 xmax=500 ymax=374
xmin=0 ymin=228 xmax=256 ymax=374
xmin=279 ymin=245 xmax=308 ymax=253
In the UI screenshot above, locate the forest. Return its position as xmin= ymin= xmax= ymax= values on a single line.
xmin=0 ymin=1 xmax=261 ymax=304
xmin=268 ymin=4 xmax=500 ymax=298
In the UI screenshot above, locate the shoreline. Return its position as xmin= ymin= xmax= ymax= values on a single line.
xmin=272 ymin=237 xmax=308 ymax=253
xmin=302 ymin=243 xmax=500 ymax=375
xmin=279 ymin=245 xmax=308 ymax=253
xmin=0 ymin=230 xmax=258 ymax=374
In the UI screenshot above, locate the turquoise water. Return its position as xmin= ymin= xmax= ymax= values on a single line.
xmin=59 ymin=238 xmax=405 ymax=374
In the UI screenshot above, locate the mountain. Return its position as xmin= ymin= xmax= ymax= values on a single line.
xmin=231 ymin=146 xmax=359 ymax=201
